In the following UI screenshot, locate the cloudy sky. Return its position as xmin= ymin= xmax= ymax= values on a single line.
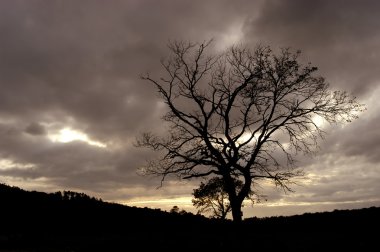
xmin=0 ymin=0 xmax=379 ymax=218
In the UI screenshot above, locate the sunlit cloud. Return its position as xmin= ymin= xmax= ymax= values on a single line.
xmin=312 ymin=115 xmax=327 ymax=128
xmin=48 ymin=128 xmax=107 ymax=148
xmin=126 ymin=196 xmax=192 ymax=206
xmin=0 ymin=159 xmax=35 ymax=171
xmin=216 ymin=21 xmax=245 ymax=50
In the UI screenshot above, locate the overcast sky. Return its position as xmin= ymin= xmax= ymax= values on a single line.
xmin=0 ymin=0 xmax=379 ymax=218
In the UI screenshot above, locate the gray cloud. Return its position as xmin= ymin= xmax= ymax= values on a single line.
xmin=0 ymin=0 xmax=378 ymax=217
xmin=25 ymin=122 xmax=46 ymax=136
xmin=244 ymin=0 xmax=380 ymax=95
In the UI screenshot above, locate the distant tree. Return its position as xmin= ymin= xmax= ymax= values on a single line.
xmin=178 ymin=209 xmax=188 ymax=215
xmin=170 ymin=205 xmax=180 ymax=214
xmin=169 ymin=205 xmax=189 ymax=215
xmin=138 ymin=40 xmax=364 ymax=222
xmin=192 ymin=177 xmax=251 ymax=219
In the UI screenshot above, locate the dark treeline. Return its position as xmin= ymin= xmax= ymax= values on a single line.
xmin=0 ymin=183 xmax=379 ymax=251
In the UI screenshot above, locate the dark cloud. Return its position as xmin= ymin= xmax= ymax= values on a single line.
xmin=244 ymin=0 xmax=380 ymax=95
xmin=0 ymin=0 xmax=378 ymax=217
xmin=25 ymin=122 xmax=46 ymax=136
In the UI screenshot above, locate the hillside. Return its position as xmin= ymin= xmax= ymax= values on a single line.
xmin=0 ymin=183 xmax=379 ymax=251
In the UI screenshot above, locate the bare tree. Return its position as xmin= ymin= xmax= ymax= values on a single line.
xmin=137 ymin=40 xmax=364 ymax=222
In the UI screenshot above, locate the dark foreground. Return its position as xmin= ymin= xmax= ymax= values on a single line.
xmin=0 ymin=183 xmax=379 ymax=251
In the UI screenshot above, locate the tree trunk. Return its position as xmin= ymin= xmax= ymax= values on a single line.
xmin=223 ymin=173 xmax=244 ymax=222
xmin=231 ymin=173 xmax=251 ymax=222
xmin=221 ymin=211 xmax=227 ymax=220
xmin=230 ymin=199 xmax=243 ymax=222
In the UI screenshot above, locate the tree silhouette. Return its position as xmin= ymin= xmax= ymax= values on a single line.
xmin=138 ymin=40 xmax=364 ymax=222
xmin=170 ymin=205 xmax=180 ymax=214
xmin=192 ymin=177 xmax=258 ymax=219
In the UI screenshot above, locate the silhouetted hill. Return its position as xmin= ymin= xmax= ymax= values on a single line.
xmin=0 ymin=183 xmax=223 ymax=251
xmin=0 ymin=183 xmax=379 ymax=251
